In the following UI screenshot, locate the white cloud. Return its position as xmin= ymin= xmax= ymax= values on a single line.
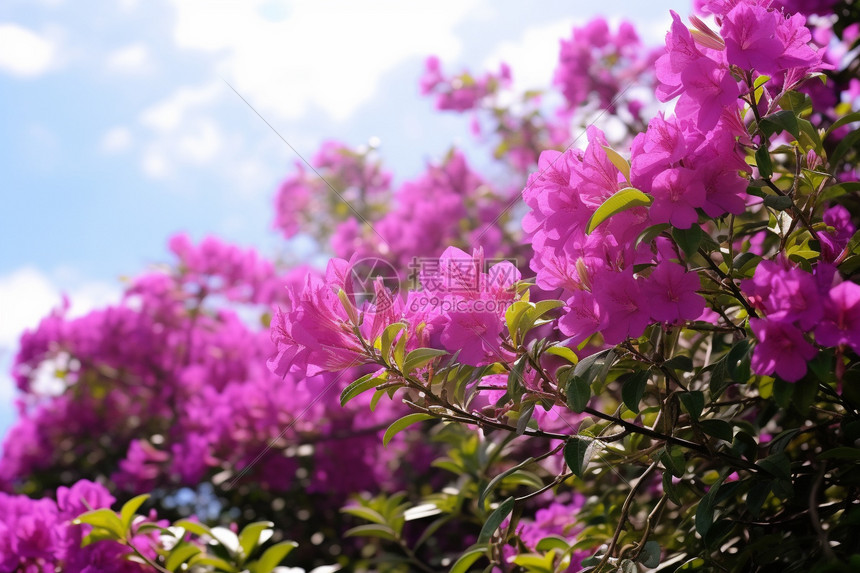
xmin=106 ymin=43 xmax=151 ymax=73
xmin=140 ymin=83 xmax=221 ymax=132
xmin=0 ymin=267 xmax=120 ymax=348
xmin=0 ymin=23 xmax=57 ymax=77
xmin=483 ymin=20 xmax=579 ymax=93
xmin=166 ymin=0 xmax=484 ymax=122
xmin=100 ymin=126 xmax=133 ymax=153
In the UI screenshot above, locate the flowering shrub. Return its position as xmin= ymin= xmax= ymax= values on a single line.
xmin=2 ymin=0 xmax=860 ymax=571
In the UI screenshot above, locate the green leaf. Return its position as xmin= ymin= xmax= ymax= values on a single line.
xmin=508 ymin=355 xmax=528 ymax=403
xmin=188 ymin=554 xmax=236 ymax=572
xmin=662 ymin=471 xmax=682 ymax=505
xmin=478 ymin=497 xmax=514 ymax=544
xmin=679 ymin=391 xmax=705 ymax=421
xmin=660 ymin=446 xmax=686 ymax=478
xmin=382 ymin=413 xmax=435 ymax=446
xmin=753 ymin=74 xmax=770 ymax=104
xmin=516 ymin=402 xmax=536 ymax=436
xmin=825 ymin=111 xmax=860 ymax=139
xmin=166 ymin=543 xmax=202 ymax=572
xmin=393 ymin=331 xmax=407 ymax=371
xmin=586 ymin=188 xmax=652 ymax=234
xmin=250 ymin=541 xmax=298 ymax=573
xmin=745 ymin=481 xmax=771 ymax=518
xmin=174 ymin=519 xmax=213 ymax=539
xmin=238 ymin=521 xmax=274 ymax=560
xmin=341 ymin=505 xmax=387 ymax=524
xmin=74 ymin=508 xmax=124 ymax=539
xmin=699 ymin=419 xmax=733 ymax=442
xmin=676 ymin=557 xmax=706 ymax=570
xmin=449 ymin=546 xmax=488 ymax=573
xmin=479 ymin=457 xmax=537 ymax=510
xmin=638 ymin=540 xmax=661 ymax=568
xmin=695 ymin=476 xmax=725 ymax=538
xmin=672 ymin=225 xmax=704 ymax=259
xmin=566 ymin=374 xmax=591 ymax=414
xmin=545 ymin=345 xmax=578 ymax=365
xmin=120 ymin=494 xmax=150 ymax=534
xmin=340 ymin=373 xmax=383 ymax=406
xmin=345 ymin=524 xmax=397 ymax=541
xmin=756 ymin=453 xmax=791 ymax=480
xmin=831 ymin=127 xmax=860 ymax=168
xmin=756 ymin=145 xmax=773 ymax=179
xmin=621 ymin=370 xmax=649 ymax=414
xmin=763 ymin=194 xmax=793 ymax=211
xmin=760 ymin=110 xmax=801 ymax=141
xmin=505 ymin=301 xmax=533 ymax=347
xmin=564 ymin=437 xmax=595 ymax=478
xmin=601 ymin=145 xmax=631 ymax=181
xmin=379 ymin=322 xmax=406 ymax=365
xmin=819 ymin=447 xmax=860 ymax=461
xmin=403 ymin=348 xmax=448 ymax=374
xmin=535 ymin=535 xmax=570 ymax=553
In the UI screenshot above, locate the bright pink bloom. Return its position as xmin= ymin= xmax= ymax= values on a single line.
xmin=749 ymin=318 xmax=816 ymax=382
xmin=642 ymin=261 xmax=706 ymax=324
xmin=648 ymin=167 xmax=706 ymax=228
xmin=816 ymin=281 xmax=860 ymax=353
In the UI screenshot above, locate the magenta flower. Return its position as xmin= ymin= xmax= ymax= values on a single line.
xmin=642 ymin=260 xmax=706 ymax=324
xmin=648 ymin=167 xmax=706 ymax=229
xmin=815 ymin=281 xmax=860 ymax=353
xmin=750 ymin=318 xmax=816 ymax=382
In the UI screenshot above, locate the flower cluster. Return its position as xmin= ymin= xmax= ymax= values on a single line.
xmin=0 ymin=480 xmax=156 ymax=573
xmin=554 ymin=18 xmax=657 ymax=116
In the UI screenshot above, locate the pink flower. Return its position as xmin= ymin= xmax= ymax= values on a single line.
xmin=816 ymin=281 xmax=860 ymax=353
xmin=648 ymin=167 xmax=706 ymax=228
xmin=642 ymin=261 xmax=706 ymax=324
xmin=749 ymin=318 xmax=816 ymax=382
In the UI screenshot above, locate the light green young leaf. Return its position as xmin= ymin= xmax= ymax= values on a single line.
xmin=382 ymin=413 xmax=435 ymax=446
xmin=586 ymin=188 xmax=652 ymax=234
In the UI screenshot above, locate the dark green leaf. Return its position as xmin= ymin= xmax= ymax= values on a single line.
xmin=746 ymin=481 xmax=771 ymax=518
xmin=478 ymin=497 xmax=514 ymax=544
xmin=699 ymin=419 xmax=733 ymax=442
xmin=515 ymin=402 xmax=535 ymax=436
xmin=621 ymin=370 xmax=650 ymax=414
xmin=819 ymin=447 xmax=860 ymax=461
xmin=566 ymin=374 xmax=591 ymax=414
xmin=639 ymin=540 xmax=661 ymax=568
xmin=672 ymin=225 xmax=704 ymax=259
xmin=763 ymin=194 xmax=794 ymax=211
xmin=679 ymin=391 xmax=705 ymax=421
xmin=695 ymin=477 xmax=724 ymax=538
xmin=564 ymin=437 xmax=595 ymax=478
xmin=660 ymin=447 xmax=686 ymax=478
xmin=760 ymin=110 xmax=801 ymax=140
xmin=663 ymin=471 xmax=682 ymax=505
xmin=756 ymin=146 xmax=773 ymax=179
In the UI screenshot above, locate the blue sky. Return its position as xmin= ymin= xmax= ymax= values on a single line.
xmin=0 ymin=0 xmax=688 ymax=436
